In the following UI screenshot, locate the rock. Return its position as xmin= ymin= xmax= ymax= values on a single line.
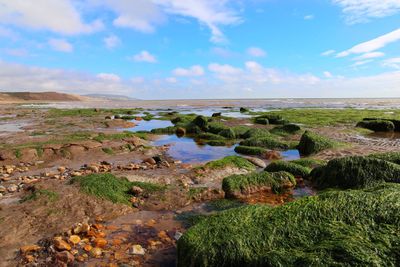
xmin=20 ymin=244 xmax=42 ymax=254
xmin=212 ymin=112 xmax=222 ymax=117
xmin=68 ymin=235 xmax=81 ymax=245
xmin=135 ymin=117 xmax=143 ymax=121
xmin=0 ymin=151 xmax=16 ymax=161
xmin=83 ymin=244 xmax=92 ymax=252
xmin=56 ymin=251 xmax=74 ymax=264
xmin=174 ymin=231 xmax=183 ymax=240
xmin=93 ymin=238 xmax=107 ymax=248
xmin=143 ymin=158 xmax=156 ymax=165
xmin=0 ymin=185 xmax=6 ymax=193
xmin=57 ymin=166 xmax=66 ymax=173
xmin=20 ymin=148 xmax=39 ymax=162
xmin=129 ymin=244 xmax=146 ymax=255
xmin=53 ymin=238 xmax=71 ymax=251
xmin=131 ymin=186 xmax=144 ymax=196
xmin=297 ymin=131 xmax=336 ymax=156
xmin=7 ymin=184 xmax=18 ymax=193
xmin=90 ymin=247 xmax=102 ymax=258
xmin=89 ymin=165 xmax=99 ymax=173
xmin=105 ymin=116 xmax=112 ymax=120
xmin=264 ymin=151 xmax=282 ymax=160
xmin=176 ymin=127 xmax=186 ymax=136
xmin=244 ymin=157 xmax=267 ymax=168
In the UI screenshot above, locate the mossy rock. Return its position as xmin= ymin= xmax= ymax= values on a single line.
xmin=151 ymin=126 xmax=176 ymax=134
xmin=231 ymin=126 xmax=252 ymax=138
xmin=218 ymin=128 xmax=236 ymax=139
xmin=254 ymin=117 xmax=269 ymax=125
xmin=368 ymin=151 xmax=400 ymax=164
xmin=120 ymin=115 xmax=135 ymax=120
xmin=197 ymin=133 xmax=225 ymax=140
xmin=177 ymin=184 xmax=400 ymax=266
xmin=255 ymin=114 xmax=285 ymax=124
xmin=207 ymin=122 xmax=228 ymax=134
xmin=297 ymin=130 xmax=337 ymax=156
xmin=240 ymin=136 xmax=289 ymax=150
xmin=311 ymin=156 xmax=400 ymax=189
xmin=290 ymin=158 xmax=326 ymax=168
xmin=186 ymin=123 xmax=202 ymax=134
xmin=234 ymin=146 xmax=266 ymax=156
xmin=240 ymin=107 xmax=249 ymax=113
xmin=202 ymin=156 xmax=256 ymax=171
xmin=114 ymin=114 xmax=121 ymax=119
xmin=363 ymin=118 xmax=400 ymax=131
xmin=222 ymin=171 xmax=295 ymax=198
xmin=206 ymin=140 xmax=228 ymax=146
xmin=192 ymin=115 xmax=208 ymax=129
xmin=242 ymin=128 xmax=271 ymax=139
xmin=265 ymin=160 xmax=311 ymax=178
xmin=271 ymin=123 xmax=301 ymax=135
xmin=356 ymin=120 xmax=395 ymax=132
xmin=212 ymin=112 xmax=222 ymax=117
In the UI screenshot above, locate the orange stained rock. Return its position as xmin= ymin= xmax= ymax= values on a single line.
xmin=145 ymin=219 xmax=156 ymax=227
xmin=68 ymin=235 xmax=81 ymax=245
xmin=83 ymin=244 xmax=93 ymax=252
xmin=94 ymin=238 xmax=108 ymax=248
xmin=112 ymin=239 xmax=123 ymax=246
xmin=20 ymin=245 xmax=41 ymax=254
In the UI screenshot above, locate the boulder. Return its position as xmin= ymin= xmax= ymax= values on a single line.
xmin=297 ymin=131 xmax=336 ymax=156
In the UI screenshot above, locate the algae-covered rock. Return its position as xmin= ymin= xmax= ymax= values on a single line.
xmin=222 ymin=171 xmax=295 ymax=198
xmin=242 ymin=128 xmax=271 ymax=139
xmin=240 ymin=107 xmax=249 ymax=113
xmin=368 ymin=151 xmax=400 ymax=164
xmin=151 ymin=126 xmax=176 ymax=134
xmin=218 ymin=128 xmax=236 ymax=139
xmin=254 ymin=117 xmax=269 ymax=125
xmin=192 ymin=115 xmax=209 ymax=129
xmin=234 ymin=146 xmax=266 ymax=156
xmin=254 ymin=114 xmax=285 ymax=124
xmin=207 ymin=122 xmax=228 ymax=134
xmin=178 ymin=184 xmax=400 ymax=267
xmin=297 ymin=130 xmax=337 ymax=156
xmin=311 ymin=156 xmax=400 ymax=189
xmin=356 ymin=120 xmax=395 ymax=132
xmin=271 ymin=123 xmax=301 ymax=134
xmin=265 ymin=160 xmax=311 ymax=178
xmin=197 ymin=133 xmax=225 ymax=140
xmin=240 ymin=136 xmax=289 ymax=150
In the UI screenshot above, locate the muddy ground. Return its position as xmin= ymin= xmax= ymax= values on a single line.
xmin=0 ymin=105 xmax=399 ymax=267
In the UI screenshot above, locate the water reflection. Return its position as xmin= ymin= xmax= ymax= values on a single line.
xmin=128 ymin=119 xmax=174 ymax=132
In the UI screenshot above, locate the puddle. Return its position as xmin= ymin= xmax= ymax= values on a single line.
xmin=153 ymin=135 xmax=237 ymax=164
xmin=128 ymin=120 xmax=174 ymax=132
xmin=0 ymin=121 xmax=28 ymax=135
xmin=367 ymin=132 xmax=400 ymax=139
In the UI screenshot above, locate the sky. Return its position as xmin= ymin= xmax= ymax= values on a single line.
xmin=0 ymin=0 xmax=399 ymax=99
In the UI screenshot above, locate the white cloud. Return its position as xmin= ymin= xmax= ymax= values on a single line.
xmin=323 ymin=71 xmax=333 ymax=78
xmin=132 ymin=50 xmax=157 ymax=63
xmin=103 ymin=35 xmax=121 ymax=49
xmin=321 ymin=50 xmax=336 ymax=56
xmin=0 ymin=60 xmax=134 ymax=95
xmin=0 ymin=0 xmax=103 ymax=35
xmin=100 ymin=0 xmax=241 ymax=43
xmin=353 ymin=51 xmax=385 ymax=60
xmin=209 ymin=63 xmax=242 ymax=75
xmin=382 ymin=57 xmax=400 ymax=69
xmin=332 ymin=0 xmax=400 ymax=24
xmin=173 ymin=65 xmax=204 ymax=76
xmin=337 ymin=28 xmax=400 ymax=57
xmin=48 ymin=38 xmax=73 ymax=53
xmin=304 ymin=15 xmax=314 ymax=20
xmin=166 ymin=77 xmax=177 ymax=83
xmin=247 ymin=47 xmax=266 ymax=57
xmin=5 ymin=48 xmax=29 ymax=57
xmin=96 ymin=73 xmax=121 ymax=82
xmin=351 ymin=59 xmax=373 ymax=67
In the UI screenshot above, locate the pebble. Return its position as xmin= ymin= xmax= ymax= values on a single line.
xmin=56 ymin=251 xmax=74 ymax=264
xmin=93 ymin=238 xmax=107 ymax=248
xmin=20 ymin=244 xmax=42 ymax=254
xmin=129 ymin=244 xmax=145 ymax=255
xmin=245 ymin=157 xmax=267 ymax=168
xmin=143 ymin=158 xmax=156 ymax=165
xmin=7 ymin=184 xmax=18 ymax=193
xmin=174 ymin=231 xmax=183 ymax=240
xmin=90 ymin=247 xmax=103 ymax=258
xmin=68 ymin=235 xmax=81 ymax=245
xmin=53 ymin=238 xmax=71 ymax=251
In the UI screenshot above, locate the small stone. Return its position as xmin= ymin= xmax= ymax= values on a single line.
xmin=174 ymin=231 xmax=183 ymax=240
xmin=0 ymin=185 xmax=6 ymax=193
xmin=83 ymin=244 xmax=92 ymax=252
xmin=24 ymin=254 xmax=35 ymax=263
xmin=264 ymin=151 xmax=282 ymax=160
xmin=143 ymin=158 xmax=156 ymax=165
xmin=56 ymin=251 xmax=74 ymax=264
xmin=57 ymin=166 xmax=66 ymax=173
xmin=20 ymin=244 xmax=42 ymax=254
xmin=68 ymin=235 xmax=81 ymax=245
xmin=93 ymin=238 xmax=107 ymax=248
xmin=90 ymin=247 xmax=102 ymax=258
xmin=244 ymin=157 xmax=267 ymax=168
xmin=89 ymin=165 xmax=99 ymax=173
xmin=54 ymin=238 xmax=71 ymax=251
xmin=131 ymin=186 xmax=143 ymax=196
xmin=128 ymin=244 xmax=145 ymax=255
xmin=7 ymin=184 xmax=18 ymax=193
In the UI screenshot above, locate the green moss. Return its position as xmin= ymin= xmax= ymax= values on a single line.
xmin=231 ymin=126 xmax=252 ymax=138
xmin=240 ymin=136 xmax=289 ymax=150
xmin=218 ymin=128 xmax=236 ymax=139
xmin=234 ymin=145 xmax=267 ymax=156
xmin=15 ymin=149 xmax=22 ymax=159
xmin=206 ymin=140 xmax=228 ymax=146
xmin=270 ymin=124 xmax=301 ymax=135
xmin=101 ymin=147 xmax=114 ymax=154
xmin=20 ymin=189 xmax=59 ymax=203
xmin=47 ymin=108 xmax=100 ymax=117
xmin=297 ymin=130 xmax=338 ymax=156
xmin=290 ymin=158 xmax=326 ymax=168
xmin=222 ymin=171 xmax=295 ymax=198
xmin=71 ymin=173 xmax=165 ymax=204
xmin=254 ymin=117 xmax=269 ymax=125
xmin=356 ymin=120 xmax=395 ymax=132
xmin=311 ymin=156 xmax=400 ymax=189
xmin=93 ymin=131 xmax=145 ymax=142
xmin=197 ymin=133 xmax=225 ymax=140
xmin=207 ymin=122 xmax=228 ymax=134
xmin=242 ymin=128 xmax=271 ymax=139
xmin=151 ymin=126 xmax=177 ymax=134
xmin=368 ymin=152 xmax=400 ymax=164
xmin=178 ymin=184 xmax=400 ymax=267
xmin=254 ymin=114 xmax=285 ymax=124
xmin=192 ymin=115 xmax=209 ymax=129
xmin=120 ymin=115 xmax=136 ymax=120
xmin=240 ymin=107 xmax=249 ymax=113
xmin=35 ymin=147 xmax=44 ymax=158
xmin=265 ymin=160 xmax=311 ymax=178
xmin=202 ymin=156 xmax=256 ymax=171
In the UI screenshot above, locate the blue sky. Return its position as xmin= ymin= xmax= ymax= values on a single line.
xmin=0 ymin=0 xmax=399 ymax=99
